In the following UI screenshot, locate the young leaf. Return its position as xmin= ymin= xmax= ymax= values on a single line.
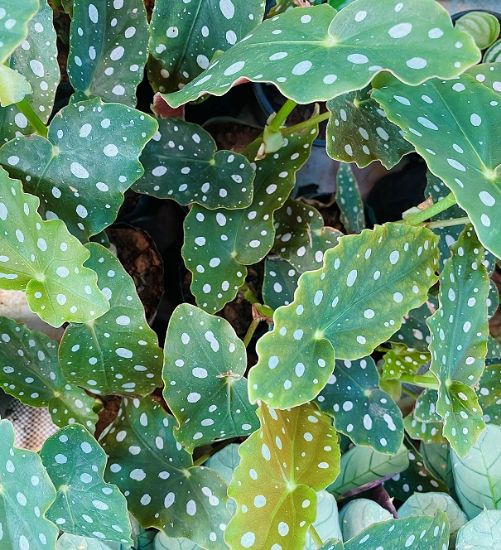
xmin=455 ymin=11 xmax=500 ymax=50
xmin=335 ymin=164 xmax=366 ymax=233
xmin=428 ymin=226 xmax=489 ymax=455
xmin=381 ymin=343 xmax=430 ymax=382
xmin=317 ymin=356 xmax=404 ymax=454
xmin=68 ymin=0 xmax=148 ymax=105
xmin=0 ymin=317 xmax=99 ymax=430
xmin=306 ymin=491 xmax=343 ymax=550
xmin=162 ymin=303 xmax=258 ymax=451
xmin=59 ymin=244 xmax=162 ymax=396
xmin=456 ymin=510 xmax=501 ymax=550
xmin=339 ymin=499 xmax=392 ymax=541
xmin=249 ymin=223 xmax=439 ymax=408
xmin=101 ymin=398 xmax=230 ymax=549
xmin=373 ymin=74 xmax=501 ymax=258
xmin=0 ymin=419 xmax=58 ymax=549
xmin=0 ymin=97 xmax=157 ymax=240
xmin=133 ymin=118 xmax=254 ymax=209
xmin=183 ymin=127 xmax=317 ymax=313
xmin=327 ymin=90 xmax=412 ymax=169
xmin=162 ymin=0 xmax=480 ymax=107
xmin=414 ymin=389 xmax=441 ymax=423
xmin=225 ymin=403 xmax=340 ymax=550
xmin=41 ymin=425 xmax=131 ymax=544
xmin=404 ymin=413 xmax=445 ymax=445
xmin=148 ymin=0 xmax=265 ymax=93
xmin=262 ymin=257 xmax=300 ymax=309
xmin=0 ymin=167 xmax=108 ymax=327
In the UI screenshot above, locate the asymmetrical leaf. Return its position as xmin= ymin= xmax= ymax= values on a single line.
xmin=133 ymin=118 xmax=254 ymax=209
xmin=456 ymin=510 xmax=501 ymax=550
xmin=0 ymin=167 xmax=108 ymax=326
xmin=335 ymin=164 xmax=366 ymax=233
xmin=101 ymin=398 xmax=230 ymax=549
xmin=455 ymin=11 xmax=500 ymax=50
xmin=339 ymin=499 xmax=392 ymax=541
xmin=225 ymin=403 xmax=340 ymax=550
xmin=162 ymin=0 xmax=480 ymax=107
xmin=60 ymin=244 xmax=163 ymax=396
xmin=262 ymin=257 xmax=300 ymax=310
xmin=68 ymin=0 xmax=148 ymax=105
xmin=249 ymin=223 xmax=439 ymax=408
xmin=0 ymin=97 xmax=157 ymax=240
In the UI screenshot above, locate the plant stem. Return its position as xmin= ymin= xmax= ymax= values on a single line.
xmin=243 ymin=318 xmax=261 ymax=347
xmin=240 ymin=282 xmax=259 ymax=305
xmin=193 ymin=453 xmax=211 ymax=467
xmin=398 ymin=373 xmax=439 ymax=390
xmin=283 ymin=111 xmax=331 ymax=135
xmin=426 ymin=216 xmax=470 ymax=229
xmin=15 ymin=98 xmax=48 ymax=137
xmin=268 ymin=98 xmax=297 ymax=132
xmin=309 ymin=525 xmax=323 ymax=548
xmin=403 ymin=193 xmax=456 ymax=225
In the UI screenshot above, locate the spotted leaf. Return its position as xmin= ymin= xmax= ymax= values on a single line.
xmin=427 ymin=226 xmax=489 ymax=456
xmin=0 ymin=167 xmax=108 ymax=327
xmin=162 ymin=303 xmax=258 ymax=451
xmin=381 ymin=343 xmax=430 ymax=382
xmin=182 ymin=127 xmax=317 ymax=313
xmin=262 ymin=257 xmax=300 ymax=310
xmin=335 ymin=164 xmax=366 ymax=233
xmin=249 ymin=223 xmax=439 ymax=409
xmin=101 ymin=398 xmax=230 ymax=549
xmin=133 ymin=118 xmax=254 ymax=209
xmin=162 ymin=0 xmax=480 ymax=107
xmin=148 ymin=0 xmax=265 ymax=93
xmin=404 ymin=413 xmax=445 ymax=445
xmin=390 ymin=299 xmax=436 ymax=351
xmin=479 ymin=364 xmax=501 ymax=425
xmin=68 ymin=0 xmax=148 ymax=105
xmin=225 ymin=403 xmax=340 ymax=550
xmin=0 ymin=97 xmax=157 ymax=240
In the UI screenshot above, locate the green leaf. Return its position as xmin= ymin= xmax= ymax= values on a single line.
xmin=373 ymin=74 xmax=501 ymax=259
xmin=152 ymin=532 xmax=201 ymax=550
xmin=148 ymin=0 xmax=265 ymax=93
xmin=466 ymin=62 xmax=501 ymax=94
xmin=0 ymin=97 xmax=157 ymax=240
xmin=335 ymin=164 xmax=366 ymax=233
xmin=262 ymin=257 xmax=300 ymax=310
xmin=317 ymin=356 xmax=404 ymax=453
xmin=0 ymin=0 xmax=59 ymax=141
xmin=41 ymin=425 xmax=131 ymax=544
xmin=479 ymin=364 xmax=501 ymax=425
xmin=0 ymin=419 xmax=58 ymax=549
xmin=421 ymin=443 xmax=454 ymax=489
xmin=306 ymin=491 xmax=343 ymax=550
xmin=0 ymin=167 xmax=108 ymax=326
xmin=101 ymin=398 xmax=230 ymax=549
xmin=162 ymin=0 xmax=480 ymax=107
xmin=452 ymin=424 xmax=501 ymax=519
xmin=427 ymin=226 xmax=489 ymax=455
xmin=327 ymin=90 xmax=412 ymax=170
xmin=0 ymin=64 xmax=31 ymax=107
xmin=56 ymin=533 xmax=123 ymax=550
xmin=456 ymin=11 xmax=500 ymax=50
xmin=484 ymin=38 xmax=501 ymax=62
xmin=390 ymin=299 xmax=436 ymax=351
xmin=162 ymin=303 xmax=258 ymax=451
xmin=381 ymin=343 xmax=430 ymax=382
xmin=183 ymin=127 xmax=316 ymax=313
xmin=456 ymin=510 xmax=501 ymax=550
xmin=133 ymin=118 xmax=254 ymax=209
xmin=414 ymin=389 xmax=441 ymax=423
xmin=404 ymin=413 xmax=445 ymax=445
xmin=249 ymin=222 xmax=439 ymax=408
xmin=68 ymin=0 xmax=148 ymax=105
xmin=60 ymin=243 xmax=162 ymax=396
xmin=328 ymin=443 xmax=409 ymax=497
xmin=225 ymin=403 xmax=340 ymax=550
xmin=339 ymin=499 xmax=392 ymax=541
xmin=0 ymin=316 xmax=99 ymax=430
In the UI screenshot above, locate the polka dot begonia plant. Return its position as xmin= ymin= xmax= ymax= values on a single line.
xmin=0 ymin=0 xmax=499 ymax=548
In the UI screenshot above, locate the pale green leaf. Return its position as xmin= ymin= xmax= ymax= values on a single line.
xmin=305 ymin=491 xmax=343 ymax=550
xmin=56 ymin=533 xmax=123 ymax=549
xmin=456 ymin=510 xmax=501 ymax=550
xmin=335 ymin=164 xmax=366 ymax=233
xmin=381 ymin=343 xmax=430 ymax=382
xmin=152 ymin=532 xmax=201 ymax=550
xmin=339 ymin=499 xmax=392 ymax=541
xmin=456 ymin=11 xmax=500 ymax=50
xmin=0 ymin=64 xmax=31 ymax=107
xmin=484 ymin=39 xmax=501 ymax=62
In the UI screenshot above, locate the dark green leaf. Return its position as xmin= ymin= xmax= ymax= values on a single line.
xmin=335 ymin=164 xmax=366 ymax=233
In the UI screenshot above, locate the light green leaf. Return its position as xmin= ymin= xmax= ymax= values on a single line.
xmin=466 ymin=62 xmax=501 ymax=94
xmin=339 ymin=498 xmax=392 ymax=541
xmin=0 ymin=64 xmax=31 ymax=107
xmin=479 ymin=364 xmax=501 ymax=425
xmin=456 ymin=510 xmax=501 ymax=550
xmin=0 ymin=317 xmax=99 ymax=430
xmin=414 ymin=389 xmax=441 ymax=423
xmin=225 ymin=403 xmax=340 ymax=550
xmin=0 ymin=419 xmax=58 ymax=549
xmin=427 ymin=226 xmax=489 ymax=455
xmin=262 ymin=257 xmax=300 ymax=309
xmin=205 ymin=443 xmax=239 ymax=516
xmin=373 ymin=74 xmax=501 ymax=259
xmin=0 ymin=167 xmax=108 ymax=327
xmin=456 ymin=11 xmax=500 ymax=50
xmin=59 ymin=244 xmax=162 ymax=396
xmin=452 ymin=424 xmax=501 ymax=519
xmin=249 ymin=223 xmax=439 ymax=408
xmin=148 ymin=0 xmax=265 ymax=93
xmin=404 ymin=413 xmax=445 ymax=445
xmin=0 ymin=97 xmax=157 ymax=240
xmin=56 ymin=533 xmax=123 ymax=549
xmin=381 ymin=343 xmax=430 ymax=382
xmin=101 ymin=398 xmax=230 ymax=549
xmin=305 ymin=491 xmax=343 ymax=550
xmin=133 ymin=118 xmax=254 ymax=209
xmin=152 ymin=532 xmax=201 ymax=550
xmin=162 ymin=303 xmax=258 ymax=451
xmin=335 ymin=164 xmax=366 ymax=233
xmin=484 ymin=39 xmax=501 ymax=62
xmin=68 ymin=0 xmax=148 ymax=105
xmin=162 ymin=0 xmax=480 ymax=107
xmin=317 ymin=356 xmax=404 ymax=453
xmin=183 ymin=127 xmax=317 ymax=313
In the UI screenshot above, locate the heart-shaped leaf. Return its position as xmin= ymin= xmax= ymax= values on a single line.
xmin=101 ymin=398 xmax=230 ymax=549
xmin=317 ymin=356 xmax=404 ymax=453
xmin=162 ymin=303 xmax=258 ymax=451
xmin=68 ymin=0 xmax=148 ymax=105
xmin=0 ymin=97 xmax=157 ymax=240
xmin=148 ymin=0 xmax=265 ymax=93
xmin=373 ymin=73 xmax=501 ymax=259
xmin=262 ymin=257 xmax=300 ymax=310
xmin=428 ymin=226 xmax=489 ymax=455
xmin=0 ymin=167 xmax=108 ymax=326
xmin=133 ymin=118 xmax=254 ymax=209
xmin=249 ymin=222 xmax=439 ymax=409
xmin=225 ymin=403 xmax=340 ymax=550
xmin=41 ymin=425 xmax=131 ymax=544
xmin=183 ymin=127 xmax=316 ymax=313
xmin=456 ymin=510 xmax=501 ymax=550
xmin=339 ymin=499 xmax=392 ymax=541
xmin=335 ymin=164 xmax=366 ymax=233
xmin=455 ymin=11 xmax=500 ymax=50
xmin=59 ymin=243 xmax=162 ymax=396
xmin=0 ymin=419 xmax=58 ymax=549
